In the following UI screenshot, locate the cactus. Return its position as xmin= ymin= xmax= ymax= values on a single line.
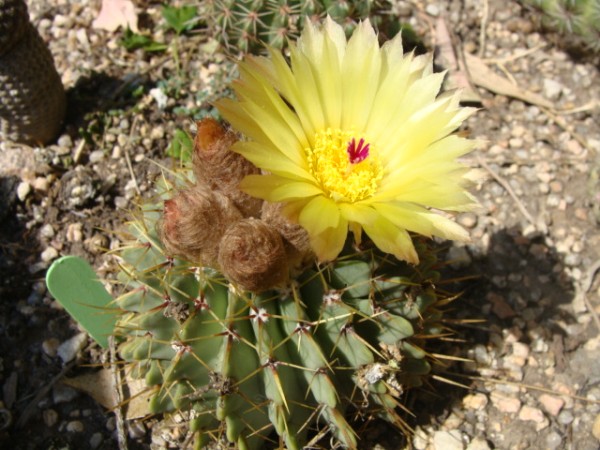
xmin=200 ymin=0 xmax=396 ymax=53
xmin=521 ymin=0 xmax=600 ymax=54
xmin=0 ymin=0 xmax=66 ymax=145
xmin=112 ymin=118 xmax=454 ymax=449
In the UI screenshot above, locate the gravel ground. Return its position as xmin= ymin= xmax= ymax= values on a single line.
xmin=1 ymin=0 xmax=600 ymax=449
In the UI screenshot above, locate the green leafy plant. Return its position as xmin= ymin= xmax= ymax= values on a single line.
xmin=162 ymin=4 xmax=199 ymax=35
xmin=166 ymin=128 xmax=194 ymax=163
xmin=120 ymin=27 xmax=168 ymax=52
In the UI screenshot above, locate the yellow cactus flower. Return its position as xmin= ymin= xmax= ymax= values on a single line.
xmin=216 ymin=17 xmax=477 ymax=263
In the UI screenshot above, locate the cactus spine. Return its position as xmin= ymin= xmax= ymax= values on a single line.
xmin=114 ymin=119 xmax=453 ymax=449
xmin=521 ymin=0 xmax=600 ymax=54
xmin=201 ymin=0 xmax=393 ymax=53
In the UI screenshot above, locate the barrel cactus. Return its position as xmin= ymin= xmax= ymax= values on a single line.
xmin=0 ymin=0 xmax=66 ymax=145
xmin=200 ymin=0 xmax=395 ymax=53
xmin=115 ymin=120 xmax=456 ymax=449
xmin=521 ymin=0 xmax=600 ymax=54
xmin=78 ymin=16 xmax=475 ymax=449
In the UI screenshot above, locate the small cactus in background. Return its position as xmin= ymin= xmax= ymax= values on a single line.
xmin=200 ymin=0 xmax=396 ymax=53
xmin=0 ymin=0 xmax=66 ymax=145
xmin=115 ymin=118 xmax=453 ymax=449
xmin=521 ymin=0 xmax=600 ymax=54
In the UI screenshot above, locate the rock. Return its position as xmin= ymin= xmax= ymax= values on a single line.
xmin=463 ymin=393 xmax=488 ymax=410
xmin=42 ymin=338 xmax=60 ymax=357
xmin=43 ymin=409 xmax=58 ymax=427
xmin=518 ymin=405 xmax=545 ymax=423
xmin=539 ymin=394 xmax=565 ymax=416
xmin=490 ymin=392 xmax=521 ymax=413
xmin=447 ymin=245 xmax=472 ymax=269
xmin=466 ymin=436 xmax=491 ymax=450
xmin=41 ymin=247 xmax=59 ymax=263
xmin=593 ymin=414 xmax=600 ymax=441
xmin=57 ymin=332 xmax=87 ymax=363
xmin=545 ymin=431 xmax=562 ymax=450
xmin=17 ymin=182 xmax=31 ymax=201
xmin=89 ymin=432 xmax=104 ymax=449
xmin=52 ymin=384 xmax=78 ymax=404
xmin=66 ymin=420 xmax=84 ymax=433
xmin=432 ymin=430 xmax=464 ymax=450
xmin=89 ymin=150 xmax=105 ymax=163
xmin=543 ymin=79 xmax=563 ymax=101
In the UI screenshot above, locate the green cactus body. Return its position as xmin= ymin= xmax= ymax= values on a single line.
xmin=522 ymin=0 xmax=600 ymax=54
xmin=114 ymin=177 xmax=451 ymax=449
xmin=201 ymin=0 xmax=390 ymax=53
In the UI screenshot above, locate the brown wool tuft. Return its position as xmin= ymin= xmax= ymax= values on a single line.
xmin=261 ymin=201 xmax=314 ymax=270
xmin=218 ymin=218 xmax=289 ymax=292
xmin=193 ymin=118 xmax=262 ymax=217
xmin=160 ymin=184 xmax=243 ymax=266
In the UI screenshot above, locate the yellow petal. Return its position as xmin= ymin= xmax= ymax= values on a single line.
xmin=232 ymin=142 xmax=313 ymax=182
xmin=341 ymin=20 xmax=381 ymax=130
xmin=239 ymin=175 xmax=322 ymax=202
xmin=310 ymin=217 xmax=348 ymax=262
xmin=299 ymin=196 xmax=340 ymax=236
xmin=373 ymin=202 xmax=469 ymax=241
xmin=362 ymin=217 xmax=419 ymax=264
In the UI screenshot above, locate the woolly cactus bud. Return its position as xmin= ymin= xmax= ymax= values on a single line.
xmin=261 ymin=201 xmax=314 ymax=271
xmin=160 ymin=184 xmax=243 ymax=266
xmin=193 ymin=118 xmax=262 ymax=217
xmin=0 ymin=0 xmax=66 ymax=144
xmin=218 ymin=217 xmax=289 ymax=292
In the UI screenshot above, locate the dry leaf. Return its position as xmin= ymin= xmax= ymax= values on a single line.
xmin=464 ymin=52 xmax=554 ymax=109
xmin=92 ymin=0 xmax=138 ymax=33
xmin=62 ymin=368 xmax=152 ymax=420
xmin=434 ymin=17 xmax=481 ymax=103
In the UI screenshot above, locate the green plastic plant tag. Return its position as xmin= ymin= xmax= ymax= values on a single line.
xmin=46 ymin=256 xmax=118 ymax=349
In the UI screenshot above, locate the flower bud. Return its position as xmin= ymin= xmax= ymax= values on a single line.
xmin=261 ymin=201 xmax=314 ymax=271
xmin=160 ymin=184 xmax=243 ymax=266
xmin=193 ymin=118 xmax=262 ymax=217
xmin=218 ymin=218 xmax=289 ymax=292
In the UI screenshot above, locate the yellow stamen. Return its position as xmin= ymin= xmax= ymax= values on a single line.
xmin=305 ymin=128 xmax=383 ymax=202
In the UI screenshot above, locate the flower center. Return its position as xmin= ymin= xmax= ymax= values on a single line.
xmin=306 ymin=128 xmax=383 ymax=202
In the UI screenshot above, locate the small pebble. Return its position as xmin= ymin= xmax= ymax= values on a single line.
xmin=466 ymin=436 xmax=491 ymax=450
xmin=17 ymin=182 xmax=31 ymax=201
xmin=89 ymin=432 xmax=104 ymax=449
xmin=42 ymin=338 xmax=60 ymax=357
xmin=128 ymin=421 xmax=146 ymax=439
xmin=593 ymin=414 xmax=600 ymax=441
xmin=57 ymin=332 xmax=87 ymax=363
xmin=490 ymin=392 xmax=521 ymax=413
xmin=32 ymin=177 xmax=49 ymax=192
xmin=66 ymin=223 xmax=83 ymax=242
xmin=89 ymin=150 xmax=105 ymax=163
xmin=545 ymin=431 xmax=563 ymax=450
xmin=463 ymin=393 xmax=488 ymax=410
xmin=41 ymin=247 xmax=59 ymax=263
xmin=539 ymin=394 xmax=565 ymax=416
xmin=432 ymin=430 xmax=464 ymax=450
xmin=52 ymin=384 xmax=78 ymax=404
xmin=543 ymin=78 xmax=563 ymax=100
xmin=518 ymin=405 xmax=545 ymax=423
xmin=43 ymin=409 xmax=58 ymax=427
xmin=66 ymin=420 xmax=84 ymax=433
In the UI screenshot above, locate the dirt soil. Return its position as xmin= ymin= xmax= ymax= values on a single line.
xmin=1 ymin=0 xmax=600 ymax=449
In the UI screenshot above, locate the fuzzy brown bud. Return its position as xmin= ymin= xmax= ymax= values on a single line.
xmin=218 ymin=218 xmax=289 ymax=292
xmin=261 ymin=202 xmax=314 ymax=271
xmin=193 ymin=118 xmax=262 ymax=217
xmin=160 ymin=184 xmax=243 ymax=266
